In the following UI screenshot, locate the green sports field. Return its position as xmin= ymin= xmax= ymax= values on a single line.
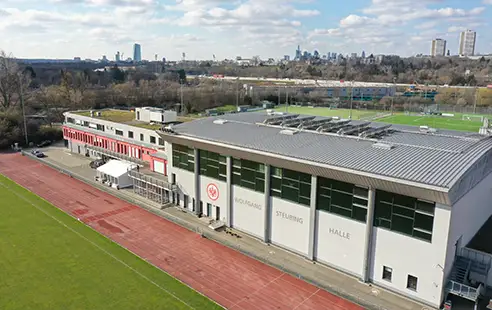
xmin=276 ymin=106 xmax=382 ymax=120
xmin=376 ymin=114 xmax=483 ymax=132
xmin=275 ymin=106 xmax=485 ymax=132
xmin=0 ymin=175 xmax=220 ymax=310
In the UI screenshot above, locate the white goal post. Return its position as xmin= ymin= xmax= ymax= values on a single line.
xmin=462 ymin=114 xmax=484 ymax=122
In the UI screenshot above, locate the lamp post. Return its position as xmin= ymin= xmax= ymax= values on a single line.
xmin=18 ymin=73 xmax=28 ymax=145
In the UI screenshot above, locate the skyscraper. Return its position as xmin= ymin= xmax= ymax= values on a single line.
xmin=133 ymin=43 xmax=142 ymax=62
xmin=459 ymin=30 xmax=476 ymax=57
xmin=431 ymin=39 xmax=446 ymax=57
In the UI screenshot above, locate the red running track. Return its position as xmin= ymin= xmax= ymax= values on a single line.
xmin=0 ymin=154 xmax=363 ymax=310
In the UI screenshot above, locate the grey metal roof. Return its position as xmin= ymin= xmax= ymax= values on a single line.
xmin=170 ymin=112 xmax=492 ymax=191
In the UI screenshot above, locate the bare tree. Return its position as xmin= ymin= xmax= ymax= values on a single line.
xmin=0 ymin=51 xmax=30 ymax=111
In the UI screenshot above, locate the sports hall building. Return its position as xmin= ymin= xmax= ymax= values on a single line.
xmin=158 ymin=111 xmax=492 ymax=309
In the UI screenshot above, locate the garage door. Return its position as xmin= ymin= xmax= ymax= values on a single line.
xmin=153 ymin=160 xmax=165 ymax=174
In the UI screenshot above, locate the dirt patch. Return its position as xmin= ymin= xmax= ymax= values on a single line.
xmin=103 ymin=199 xmax=114 ymax=205
xmin=97 ymin=220 xmax=124 ymax=234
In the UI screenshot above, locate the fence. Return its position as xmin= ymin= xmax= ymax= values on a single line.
xmin=21 ymin=151 xmax=399 ymax=310
xmin=461 ymin=247 xmax=492 ymax=268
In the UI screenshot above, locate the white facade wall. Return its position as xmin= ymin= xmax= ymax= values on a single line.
xmin=231 ymin=186 xmax=265 ymax=239
xmin=444 ymin=172 xmax=492 ymax=283
xmin=314 ymin=211 xmax=366 ymax=277
xmin=369 ymin=204 xmax=451 ymax=308
xmin=65 ymin=112 xmax=161 ymax=148
xmin=270 ymin=197 xmax=311 ymax=256
xmin=153 ymin=160 xmax=165 ymax=174
xmin=165 ymin=141 xmax=492 ymax=307
xmin=200 ymin=175 xmax=228 ymax=222
xmin=166 ymin=144 xmax=195 ymax=210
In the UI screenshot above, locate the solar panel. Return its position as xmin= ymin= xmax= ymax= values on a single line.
xmin=337 ymin=123 xmax=371 ymax=136
xmin=281 ymin=116 xmax=316 ymax=127
xmin=359 ymin=125 xmax=393 ymax=139
xmin=318 ymin=120 xmax=351 ymax=132
xmin=299 ymin=118 xmax=333 ymax=130
xmin=263 ymin=114 xmax=299 ymax=125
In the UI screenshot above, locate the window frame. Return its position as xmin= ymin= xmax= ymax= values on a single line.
xmin=382 ymin=266 xmax=392 ymax=282
xmin=406 ymin=275 xmax=418 ymax=291
xmin=270 ymin=166 xmax=311 ymax=206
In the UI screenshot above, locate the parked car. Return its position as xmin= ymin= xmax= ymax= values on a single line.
xmin=36 ymin=140 xmax=52 ymax=148
xmin=31 ymin=149 xmax=45 ymax=158
xmin=90 ymin=159 xmax=105 ymax=169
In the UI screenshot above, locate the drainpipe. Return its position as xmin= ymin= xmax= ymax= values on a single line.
xmin=361 ymin=187 xmax=376 ymax=282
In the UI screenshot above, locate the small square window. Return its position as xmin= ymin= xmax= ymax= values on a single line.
xmin=407 ymin=275 xmax=418 ymax=291
xmin=382 ymin=266 xmax=392 ymax=282
xmin=128 ymin=131 xmax=134 ymax=138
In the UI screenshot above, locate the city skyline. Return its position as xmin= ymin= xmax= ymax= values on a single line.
xmin=0 ymin=0 xmax=491 ymax=60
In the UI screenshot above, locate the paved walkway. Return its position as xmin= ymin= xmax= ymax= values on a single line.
xmin=0 ymin=152 xmax=362 ymax=310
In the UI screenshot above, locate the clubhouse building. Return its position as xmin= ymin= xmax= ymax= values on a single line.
xmin=63 ymin=108 xmax=492 ymax=309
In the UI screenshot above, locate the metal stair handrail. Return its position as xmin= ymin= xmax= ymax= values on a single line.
xmin=446 ymin=280 xmax=479 ymax=301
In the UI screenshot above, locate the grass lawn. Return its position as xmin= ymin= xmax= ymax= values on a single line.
xmin=273 ymin=106 xmax=486 ymax=132
xmin=0 ymin=175 xmax=220 ymax=310
xmin=75 ymin=110 xmax=135 ymax=123
xmin=377 ymin=114 xmax=482 ymax=132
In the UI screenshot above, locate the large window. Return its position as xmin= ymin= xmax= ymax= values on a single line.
xmin=316 ymin=177 xmax=368 ymax=223
xmin=199 ymin=150 xmax=226 ymax=181
xmin=270 ymin=167 xmax=311 ymax=206
xmin=172 ymin=144 xmax=194 ymax=172
xmin=232 ymin=158 xmax=265 ymax=193
xmin=115 ymin=129 xmax=123 ymax=136
xmin=374 ymin=190 xmax=435 ymax=242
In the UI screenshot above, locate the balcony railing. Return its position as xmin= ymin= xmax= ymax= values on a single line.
xmin=128 ymin=170 xmax=177 ymax=192
xmin=445 ymin=280 xmax=480 ymax=301
xmin=87 ymin=145 xmax=146 ymax=166
xmin=460 ymin=247 xmax=492 ymax=271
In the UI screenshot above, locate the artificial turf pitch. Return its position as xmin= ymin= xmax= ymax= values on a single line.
xmin=274 ymin=106 xmax=484 ymax=132
xmin=0 ymin=175 xmax=221 ymax=310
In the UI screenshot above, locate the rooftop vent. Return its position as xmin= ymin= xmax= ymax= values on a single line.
xmin=419 ymin=126 xmax=437 ymax=133
xmin=213 ymin=119 xmax=228 ymax=125
xmin=279 ymin=129 xmax=298 ymax=136
xmin=372 ymin=143 xmax=395 ymax=150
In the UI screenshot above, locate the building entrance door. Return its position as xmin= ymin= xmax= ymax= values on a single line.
xmin=207 ymin=203 xmax=212 ymax=217
xmin=216 ymin=206 xmax=220 ymax=221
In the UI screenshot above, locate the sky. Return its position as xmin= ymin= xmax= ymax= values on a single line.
xmin=0 ymin=0 xmax=491 ymax=60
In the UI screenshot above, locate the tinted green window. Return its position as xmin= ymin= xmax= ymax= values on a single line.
xmin=232 ymin=158 xmax=265 ymax=193
xmin=172 ymin=144 xmax=194 ymax=172
xmin=316 ymin=176 xmax=367 ymax=223
xmin=199 ymin=150 xmax=227 ymax=181
xmin=414 ymin=213 xmax=434 ymax=232
xmin=374 ymin=190 xmax=436 ymax=242
xmin=391 ymin=215 xmax=414 ymax=235
xmin=269 ymin=166 xmax=311 ymax=206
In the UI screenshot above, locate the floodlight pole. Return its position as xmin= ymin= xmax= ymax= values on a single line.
xmin=180 ymin=83 xmax=184 ymax=115
xmin=285 ymin=86 xmax=289 ymax=113
xmin=236 ymin=77 xmax=240 ymax=109
xmin=19 ymin=74 xmax=28 ymax=145
xmin=473 ymin=86 xmax=478 ymax=114
xmin=349 ymin=81 xmax=353 ymax=119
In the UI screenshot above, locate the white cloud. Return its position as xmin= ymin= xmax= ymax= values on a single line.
xmin=0 ymin=0 xmax=490 ymax=60
xmin=307 ymin=0 xmax=487 ymax=56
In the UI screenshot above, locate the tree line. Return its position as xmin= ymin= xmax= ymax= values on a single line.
xmin=2 ymin=50 xmax=492 ymax=149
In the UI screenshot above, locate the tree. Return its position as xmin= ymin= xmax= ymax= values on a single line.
xmin=110 ymin=65 xmax=125 ymax=83
xmin=0 ymin=51 xmax=30 ymax=111
xmin=177 ymin=69 xmax=187 ymax=84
